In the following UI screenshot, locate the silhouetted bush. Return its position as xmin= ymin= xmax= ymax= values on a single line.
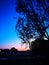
xmin=31 ymin=39 xmax=49 ymax=58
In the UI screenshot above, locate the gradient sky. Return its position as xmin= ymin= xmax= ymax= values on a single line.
xmin=0 ymin=0 xmax=24 ymax=50
xmin=0 ymin=0 xmax=49 ymax=51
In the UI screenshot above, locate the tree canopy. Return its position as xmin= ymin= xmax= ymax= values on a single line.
xmin=15 ymin=0 xmax=49 ymax=48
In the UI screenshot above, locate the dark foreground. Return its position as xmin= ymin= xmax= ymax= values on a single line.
xmin=0 ymin=55 xmax=49 ymax=65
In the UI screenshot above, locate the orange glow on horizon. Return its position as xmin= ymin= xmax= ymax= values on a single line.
xmin=0 ymin=46 xmax=30 ymax=51
xmin=0 ymin=40 xmax=30 ymax=51
xmin=16 ymin=47 xmax=30 ymax=51
xmin=0 ymin=43 xmax=30 ymax=51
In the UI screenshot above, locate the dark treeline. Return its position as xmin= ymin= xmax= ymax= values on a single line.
xmin=0 ymin=47 xmax=30 ymax=57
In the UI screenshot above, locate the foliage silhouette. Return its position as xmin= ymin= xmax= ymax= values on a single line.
xmin=15 ymin=0 xmax=49 ymax=48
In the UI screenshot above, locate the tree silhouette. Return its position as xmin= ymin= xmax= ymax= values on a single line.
xmin=15 ymin=0 xmax=49 ymax=48
xmin=15 ymin=17 xmax=37 ymax=48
